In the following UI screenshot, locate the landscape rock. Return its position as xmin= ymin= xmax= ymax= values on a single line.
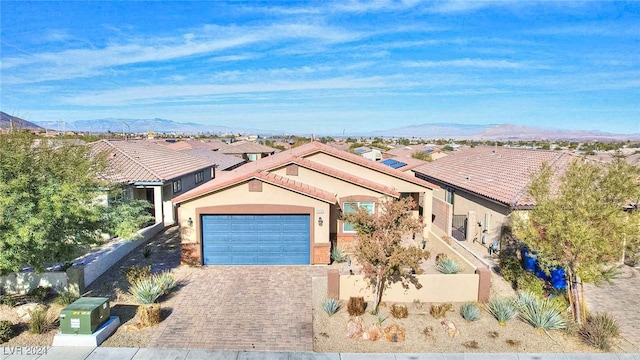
xmin=384 ymin=324 xmax=406 ymax=342
xmin=346 ymin=317 xmax=363 ymax=339
xmin=441 ymin=319 xmax=460 ymax=337
xmin=16 ymin=303 xmax=43 ymax=321
xmin=362 ymin=325 xmax=382 ymax=341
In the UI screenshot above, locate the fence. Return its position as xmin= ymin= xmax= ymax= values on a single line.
xmin=0 ymin=222 xmax=164 ymax=295
xmin=452 ymin=214 xmax=467 ymax=241
xmin=431 ymin=197 xmax=452 ymax=237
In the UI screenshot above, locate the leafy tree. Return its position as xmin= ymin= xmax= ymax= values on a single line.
xmin=443 ymin=145 xmax=454 ymax=151
xmin=0 ymin=132 xmax=153 ymax=274
xmin=343 ymin=197 xmax=429 ymax=314
xmin=513 ymin=159 xmax=640 ymax=323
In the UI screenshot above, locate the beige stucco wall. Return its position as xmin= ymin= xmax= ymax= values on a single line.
xmin=339 ymin=274 xmax=479 ymax=303
xmin=451 ymin=190 xmax=510 ymax=244
xmin=177 ymin=181 xmax=331 ymax=248
xmin=427 ymin=231 xmax=477 ymax=274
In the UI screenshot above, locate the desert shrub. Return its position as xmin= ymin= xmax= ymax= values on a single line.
xmin=143 ymin=246 xmax=152 ymax=258
xmin=517 ymin=272 xmax=545 ymax=296
xmin=462 ymin=340 xmax=479 ymax=349
xmin=460 ymin=302 xmax=480 ymax=321
xmin=129 ymin=271 xmax=176 ymax=304
xmin=331 ymin=247 xmax=348 ymax=263
xmin=579 ymin=312 xmax=620 ymax=351
xmin=498 ymin=255 xmax=522 ymax=287
xmin=0 ymin=320 xmax=14 ymax=343
xmin=390 ymin=304 xmax=408 ymax=319
xmin=486 ymin=296 xmax=518 ymax=325
xmin=54 ymin=287 xmax=79 ymax=306
xmin=0 ymin=295 xmax=16 ymax=307
xmin=506 ymin=339 xmax=521 ymax=347
xmin=27 ymin=286 xmax=51 ymax=303
xmin=29 ymin=307 xmax=51 ymax=334
xmin=322 ymin=298 xmax=340 ymax=316
xmin=124 ymin=265 xmax=152 ymax=285
xmin=136 ymin=303 xmax=161 ymax=327
xmin=515 ymin=291 xmax=566 ymax=330
xmin=347 ymin=297 xmax=366 ymax=316
xmin=429 ymin=303 xmax=452 ymax=319
xmin=434 ymin=258 xmax=463 ymax=274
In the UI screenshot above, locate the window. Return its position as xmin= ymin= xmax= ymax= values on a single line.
xmin=172 ymin=179 xmax=182 ymax=194
xmin=195 ymin=171 xmax=204 ymax=184
xmin=342 ymin=201 xmax=375 ymax=232
xmin=445 ymin=188 xmax=454 ymax=205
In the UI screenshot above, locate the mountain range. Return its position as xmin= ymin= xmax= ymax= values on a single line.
xmin=0 ymin=111 xmax=44 ymax=131
xmin=1 ymin=112 xmax=637 ymax=141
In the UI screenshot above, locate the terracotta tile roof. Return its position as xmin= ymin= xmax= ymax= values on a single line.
xmin=179 ymin=148 xmax=246 ymax=171
xmin=161 ymin=139 xmax=228 ymax=151
xmin=293 ymin=157 xmax=400 ymax=197
xmin=290 ymin=142 xmax=440 ymax=190
xmin=220 ymin=140 xmax=277 ymax=155
xmin=385 ymin=145 xmax=441 ymax=158
xmin=256 ymin=171 xmax=337 ymax=203
xmin=88 ymin=139 xmax=214 ymax=183
xmin=413 ymin=146 xmax=576 ymax=208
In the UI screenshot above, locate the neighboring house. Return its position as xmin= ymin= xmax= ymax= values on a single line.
xmin=384 ymin=145 xmax=447 ymax=161
xmin=160 ymin=139 xmax=228 ymax=151
xmin=352 ymin=146 xmax=383 ymax=161
xmin=413 ymin=146 xmax=575 ymax=245
xmin=379 ymin=156 xmax=430 ymax=174
xmin=180 ymin=148 xmax=246 ymax=171
xmin=220 ymin=140 xmax=277 ymax=161
xmin=173 ymin=141 xmax=438 ymax=266
xmin=89 ymin=139 xmax=216 ymax=226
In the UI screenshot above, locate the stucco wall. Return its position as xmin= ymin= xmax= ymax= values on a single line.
xmin=176 ymin=180 xmax=331 ymax=264
xmin=427 ymin=231 xmax=477 ymax=274
xmin=450 ymin=190 xmax=510 ymax=244
xmin=432 ymin=197 xmax=452 ymax=237
xmin=339 ymin=273 xmax=479 ymax=303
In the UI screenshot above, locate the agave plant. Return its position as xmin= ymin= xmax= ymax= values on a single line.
xmin=460 ymin=302 xmax=480 ymax=321
xmin=486 ymin=296 xmax=518 ymax=325
xmin=130 ymin=272 xmax=176 ymax=304
xmin=331 ymin=247 xmax=348 ymax=263
xmin=322 ymin=298 xmax=340 ymax=315
xmin=435 ymin=258 xmax=463 ymax=274
xmin=516 ymin=291 xmax=567 ymax=330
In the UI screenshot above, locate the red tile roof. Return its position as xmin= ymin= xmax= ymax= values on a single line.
xmin=220 ymin=140 xmax=277 ymax=155
xmin=385 ymin=145 xmax=441 ymax=158
xmin=161 ymin=139 xmax=228 ymax=151
xmin=173 ymin=141 xmax=436 ymax=204
xmin=88 ymin=139 xmax=214 ymax=183
xmin=413 ymin=146 xmax=576 ymax=208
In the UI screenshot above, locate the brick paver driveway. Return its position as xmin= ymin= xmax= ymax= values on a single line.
xmin=584 ymin=265 xmax=640 ymax=351
xmin=149 ymin=266 xmax=327 ymax=351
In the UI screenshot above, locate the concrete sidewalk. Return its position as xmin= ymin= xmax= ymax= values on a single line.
xmin=0 ymin=347 xmax=638 ymax=360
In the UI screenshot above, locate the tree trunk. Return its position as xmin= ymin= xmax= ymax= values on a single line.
xmin=567 ymin=269 xmax=583 ymax=325
xmin=373 ymin=271 xmax=384 ymax=314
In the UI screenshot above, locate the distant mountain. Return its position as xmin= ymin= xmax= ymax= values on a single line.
xmin=368 ymin=122 xmax=639 ymax=141
xmin=34 ymin=117 xmax=276 ymax=135
xmin=365 ymin=123 xmax=491 ymax=138
xmin=474 ymin=124 xmax=640 ymax=141
xmin=0 ymin=111 xmax=44 ymax=131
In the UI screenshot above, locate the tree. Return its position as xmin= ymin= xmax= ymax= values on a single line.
xmin=512 ymin=158 xmax=640 ymax=323
xmin=0 ymin=132 xmax=153 ymax=274
xmin=411 ymin=151 xmax=432 ymax=162
xmin=343 ymin=197 xmax=429 ymax=314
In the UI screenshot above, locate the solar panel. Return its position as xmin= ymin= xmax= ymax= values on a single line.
xmin=390 ymin=161 xmax=407 ymax=169
xmin=423 ymin=149 xmax=433 ymax=153
xmin=353 ymin=148 xmax=367 ymax=154
xmin=381 ymin=159 xmax=398 ymax=166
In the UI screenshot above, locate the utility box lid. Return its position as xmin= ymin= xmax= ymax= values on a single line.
xmin=59 ymin=297 xmax=110 ymax=335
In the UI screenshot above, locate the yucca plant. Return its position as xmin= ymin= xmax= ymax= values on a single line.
xmin=331 ymin=247 xmax=348 ymax=263
xmin=435 ymin=258 xmax=463 ymax=274
xmin=322 ymin=298 xmax=340 ymax=316
xmin=460 ymin=302 xmax=480 ymax=321
xmin=516 ymin=291 xmax=566 ymax=330
xmin=579 ymin=312 xmax=620 ymax=351
xmin=486 ymin=296 xmax=518 ymax=325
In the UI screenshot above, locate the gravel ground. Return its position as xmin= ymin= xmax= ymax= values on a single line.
xmin=311 ymin=276 xmax=630 ymax=353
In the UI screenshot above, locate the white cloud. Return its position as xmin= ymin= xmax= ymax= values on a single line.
xmin=403 ymin=58 xmax=524 ymax=69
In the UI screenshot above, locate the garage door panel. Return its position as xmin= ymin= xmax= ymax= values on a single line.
xmin=202 ymin=214 xmax=310 ymax=265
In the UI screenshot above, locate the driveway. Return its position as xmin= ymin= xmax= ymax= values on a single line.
xmin=149 ymin=266 xmax=328 ymax=351
xmin=584 ymin=265 xmax=640 ymax=351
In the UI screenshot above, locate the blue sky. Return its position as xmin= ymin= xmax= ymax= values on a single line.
xmin=1 ymin=1 xmax=639 ymax=135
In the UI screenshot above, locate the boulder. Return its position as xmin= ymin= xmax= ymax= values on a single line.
xmin=441 ymin=319 xmax=460 ymax=337
xmin=362 ymin=325 xmax=382 ymax=341
xmin=16 ymin=303 xmax=44 ymax=321
xmin=384 ymin=324 xmax=406 ymax=342
xmin=346 ymin=317 xmax=363 ymax=339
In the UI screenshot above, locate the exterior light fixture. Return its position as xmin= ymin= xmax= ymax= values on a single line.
xmin=318 ymin=217 xmax=323 ymax=226
xmin=187 ymin=217 xmax=193 ymax=227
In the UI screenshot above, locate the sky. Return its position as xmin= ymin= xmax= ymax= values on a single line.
xmin=1 ymin=1 xmax=639 ymax=135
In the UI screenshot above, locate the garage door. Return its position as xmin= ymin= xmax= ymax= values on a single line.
xmin=201 ymin=214 xmax=310 ymax=265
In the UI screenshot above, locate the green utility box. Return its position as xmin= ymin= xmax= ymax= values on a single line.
xmin=59 ymin=297 xmax=110 ymax=335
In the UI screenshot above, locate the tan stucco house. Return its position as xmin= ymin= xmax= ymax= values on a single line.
xmin=413 ymin=146 xmax=575 ymax=246
xmin=173 ymin=141 xmax=438 ymax=266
